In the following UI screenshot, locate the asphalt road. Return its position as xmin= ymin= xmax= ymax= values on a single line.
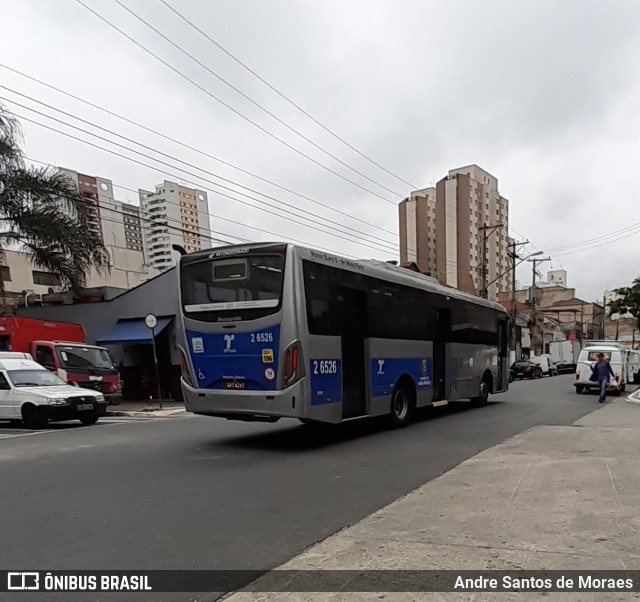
xmin=0 ymin=375 xmax=609 ymax=600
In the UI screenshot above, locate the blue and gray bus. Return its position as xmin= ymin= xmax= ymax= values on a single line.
xmin=175 ymin=242 xmax=509 ymax=427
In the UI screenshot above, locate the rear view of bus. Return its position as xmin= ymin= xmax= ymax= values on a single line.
xmin=176 ymin=243 xmax=301 ymax=422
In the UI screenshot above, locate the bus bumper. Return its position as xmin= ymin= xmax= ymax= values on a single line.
xmin=181 ymin=378 xmax=306 ymax=421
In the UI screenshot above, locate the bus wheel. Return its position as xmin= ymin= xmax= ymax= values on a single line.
xmin=387 ymin=381 xmax=415 ymax=429
xmin=471 ymin=376 xmax=490 ymax=407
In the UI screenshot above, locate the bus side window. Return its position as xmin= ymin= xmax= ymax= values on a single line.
xmin=303 ymin=261 xmax=337 ymax=336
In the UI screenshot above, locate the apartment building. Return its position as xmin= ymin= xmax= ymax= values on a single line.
xmin=53 ymin=169 xmax=156 ymax=288
xmin=399 ymin=164 xmax=512 ymax=299
xmin=138 ymin=181 xmax=211 ymax=271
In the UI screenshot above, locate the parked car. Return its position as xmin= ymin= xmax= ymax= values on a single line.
xmin=531 ymin=354 xmax=559 ymax=376
xmin=511 ymin=360 xmax=544 ymax=380
xmin=0 ymin=352 xmax=107 ymax=429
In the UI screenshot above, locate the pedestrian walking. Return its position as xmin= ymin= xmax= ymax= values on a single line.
xmin=589 ymin=353 xmax=615 ymax=403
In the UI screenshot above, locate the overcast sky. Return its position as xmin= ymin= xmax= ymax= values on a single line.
xmin=2 ymin=0 xmax=639 ymax=302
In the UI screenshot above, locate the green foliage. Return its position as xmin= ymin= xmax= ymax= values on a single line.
xmin=608 ymin=277 xmax=640 ymax=328
xmin=0 ymin=106 xmax=109 ymax=293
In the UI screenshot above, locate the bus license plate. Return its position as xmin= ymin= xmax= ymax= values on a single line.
xmin=225 ymin=381 xmax=246 ymax=390
xmin=77 ymin=403 xmax=94 ymax=411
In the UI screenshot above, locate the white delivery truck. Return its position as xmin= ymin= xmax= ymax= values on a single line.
xmin=549 ymin=340 xmax=582 ymax=373
xmin=574 ymin=343 xmax=628 ymax=394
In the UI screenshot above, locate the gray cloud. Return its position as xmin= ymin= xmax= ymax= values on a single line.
xmin=2 ymin=0 xmax=639 ymax=300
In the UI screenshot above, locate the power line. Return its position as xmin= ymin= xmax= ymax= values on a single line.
xmin=1 ymin=88 xmax=398 ymax=251
xmin=0 ymin=63 xmax=398 ymax=237
xmin=15 ymin=115 xmax=383 ymax=259
xmin=545 ymin=222 xmax=640 ymax=254
xmin=553 ymin=226 xmax=640 ymax=258
xmin=113 ymin=0 xmax=404 ymax=199
xmin=24 ymin=156 xmax=248 ymax=246
xmin=74 ymin=0 xmax=398 ymax=205
xmin=5 ymin=101 xmax=399 ymax=256
xmin=158 ymin=0 xmax=418 ymax=190
xmin=25 ymin=157 xmax=361 ymax=259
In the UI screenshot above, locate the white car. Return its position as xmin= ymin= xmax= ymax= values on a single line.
xmin=0 ymin=353 xmax=107 ymax=429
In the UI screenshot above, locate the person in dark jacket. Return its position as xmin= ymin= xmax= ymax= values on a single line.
xmin=590 ymin=353 xmax=615 ymax=403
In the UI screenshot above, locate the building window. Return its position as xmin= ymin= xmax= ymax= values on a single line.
xmin=0 ymin=265 xmax=11 ymax=281
xmin=32 ymin=271 xmax=61 ymax=286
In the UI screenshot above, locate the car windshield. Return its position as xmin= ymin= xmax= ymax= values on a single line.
xmin=56 ymin=345 xmax=115 ymax=370
xmin=587 ymin=351 xmax=611 ymax=361
xmin=8 ymin=369 xmax=67 ymax=387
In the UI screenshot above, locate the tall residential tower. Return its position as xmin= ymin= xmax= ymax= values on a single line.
xmin=399 ymin=164 xmax=513 ymax=300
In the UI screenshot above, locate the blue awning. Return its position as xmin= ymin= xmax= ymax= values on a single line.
xmin=97 ymin=317 xmax=172 ymax=345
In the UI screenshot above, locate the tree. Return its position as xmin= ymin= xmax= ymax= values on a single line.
xmin=608 ymin=278 xmax=640 ymax=329
xmin=0 ymin=106 xmax=109 ymax=296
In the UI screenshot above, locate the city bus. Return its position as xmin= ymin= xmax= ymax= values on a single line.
xmin=175 ymin=242 xmax=509 ymax=427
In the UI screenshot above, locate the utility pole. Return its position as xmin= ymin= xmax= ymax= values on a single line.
xmin=479 ymin=223 xmax=504 ymax=299
xmin=529 ymin=256 xmax=551 ymax=354
xmin=508 ymin=239 xmax=528 ymax=358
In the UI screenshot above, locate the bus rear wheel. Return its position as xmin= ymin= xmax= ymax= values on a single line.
xmin=387 ymin=381 xmax=415 ymax=429
xmin=471 ymin=376 xmax=490 ymax=407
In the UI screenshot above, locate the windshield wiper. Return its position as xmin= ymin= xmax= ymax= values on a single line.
xmin=15 ymin=383 xmax=43 ymax=387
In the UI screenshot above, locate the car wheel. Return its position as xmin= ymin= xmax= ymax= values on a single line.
xmin=79 ymin=415 xmax=100 ymax=426
xmin=576 ymin=385 xmax=584 ymax=394
xmin=387 ymin=381 xmax=415 ymax=429
xmin=22 ymin=405 xmax=47 ymax=430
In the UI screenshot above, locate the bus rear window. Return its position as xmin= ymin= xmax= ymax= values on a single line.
xmin=180 ymin=254 xmax=285 ymax=320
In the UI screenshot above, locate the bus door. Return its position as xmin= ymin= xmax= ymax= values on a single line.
xmin=433 ymin=308 xmax=451 ymax=401
xmin=498 ymin=319 xmax=508 ymax=390
xmin=337 ymin=287 xmax=367 ymax=418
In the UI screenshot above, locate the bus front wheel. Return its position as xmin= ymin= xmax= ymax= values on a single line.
xmin=387 ymin=381 xmax=415 ymax=429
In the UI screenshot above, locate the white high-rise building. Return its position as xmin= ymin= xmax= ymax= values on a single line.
xmin=56 ymin=168 xmax=156 ymax=289
xmin=139 ymin=181 xmax=211 ymax=271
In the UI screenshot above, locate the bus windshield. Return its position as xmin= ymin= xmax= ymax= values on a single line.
xmin=180 ymin=253 xmax=285 ymax=321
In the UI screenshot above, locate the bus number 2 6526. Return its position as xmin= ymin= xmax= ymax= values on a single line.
xmin=312 ymin=360 xmax=338 ymax=375
xmin=251 ymin=332 xmax=273 ymax=343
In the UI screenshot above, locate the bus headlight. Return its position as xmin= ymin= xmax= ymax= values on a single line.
xmin=178 ymin=347 xmax=194 ymax=387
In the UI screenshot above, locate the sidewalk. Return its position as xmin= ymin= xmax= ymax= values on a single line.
xmin=106 ymin=400 xmax=186 ymax=417
xmin=224 ymin=399 xmax=640 ymax=601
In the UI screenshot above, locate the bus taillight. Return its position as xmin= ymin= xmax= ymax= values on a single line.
xmin=178 ymin=348 xmax=194 ymax=387
xmin=284 ymin=342 xmax=303 ymax=386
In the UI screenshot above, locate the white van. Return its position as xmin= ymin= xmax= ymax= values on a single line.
xmin=574 ymin=345 xmax=627 ymax=394
xmin=0 ymin=352 xmax=107 ymax=429
xmin=627 ymin=350 xmax=640 ymax=384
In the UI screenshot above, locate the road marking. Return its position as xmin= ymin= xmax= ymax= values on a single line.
xmin=0 ymin=417 xmax=162 ymax=440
